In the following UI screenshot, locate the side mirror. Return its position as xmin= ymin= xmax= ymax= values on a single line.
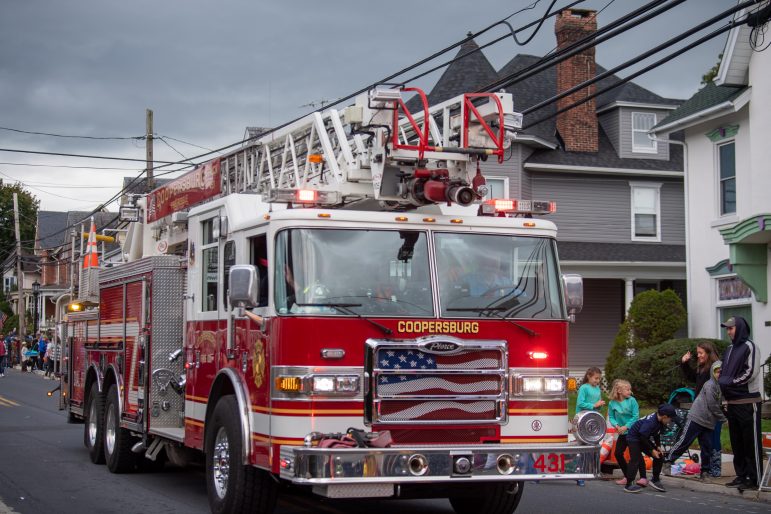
xmin=562 ymin=274 xmax=583 ymax=322
xmin=229 ymin=265 xmax=260 ymax=314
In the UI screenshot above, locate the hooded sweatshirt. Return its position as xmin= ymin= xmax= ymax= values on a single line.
xmin=718 ymin=316 xmax=762 ymax=403
xmin=688 ymin=361 xmax=726 ymax=429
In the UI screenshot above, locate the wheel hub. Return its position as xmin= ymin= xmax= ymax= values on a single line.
xmin=212 ymin=427 xmax=230 ymax=499
xmin=105 ymin=404 xmax=116 ymax=456
xmin=87 ymin=399 xmax=98 ymax=446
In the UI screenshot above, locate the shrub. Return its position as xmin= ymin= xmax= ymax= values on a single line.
xmin=613 ymin=338 xmax=728 ymax=405
xmin=605 ymin=289 xmax=686 ymax=384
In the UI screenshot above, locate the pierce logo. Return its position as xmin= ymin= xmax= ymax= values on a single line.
xmin=531 ymin=420 xmax=543 ymax=432
xmin=424 ymin=341 xmax=460 ymax=353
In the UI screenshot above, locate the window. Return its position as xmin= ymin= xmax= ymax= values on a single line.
xmin=222 ymin=241 xmax=236 ymax=307
xmin=630 ymin=182 xmax=662 ymax=241
xmin=201 ymin=218 xmax=218 ymax=312
xmin=718 ymin=142 xmax=736 ymax=215
xmin=249 ymin=235 xmax=268 ymax=307
xmin=482 ymin=177 xmax=509 ymax=200
xmin=631 ymin=112 xmax=657 ymax=153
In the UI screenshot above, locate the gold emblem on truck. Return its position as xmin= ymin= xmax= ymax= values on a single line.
xmin=252 ymin=340 xmax=266 ymax=388
xmin=397 ymin=320 xmax=479 ymax=334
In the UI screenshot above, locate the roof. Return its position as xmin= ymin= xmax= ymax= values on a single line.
xmin=652 ymin=82 xmax=748 ymax=132
xmin=526 ymin=124 xmax=683 ymax=172
xmin=558 ymin=241 xmax=685 ymax=262
xmin=36 ymin=211 xmax=123 ymax=254
xmin=36 ymin=211 xmax=70 ymax=250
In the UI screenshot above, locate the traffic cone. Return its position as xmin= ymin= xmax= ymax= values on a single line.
xmin=82 ymin=217 xmax=99 ymax=269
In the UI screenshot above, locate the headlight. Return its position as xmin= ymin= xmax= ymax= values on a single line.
xmin=273 ymin=366 xmax=362 ymax=399
xmin=572 ymin=411 xmax=606 ymax=445
xmin=511 ymin=370 xmax=566 ymax=398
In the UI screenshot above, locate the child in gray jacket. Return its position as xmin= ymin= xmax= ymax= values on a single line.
xmin=664 ymin=361 xmax=726 ymax=479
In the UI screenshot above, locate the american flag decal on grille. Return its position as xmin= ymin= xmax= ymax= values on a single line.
xmin=366 ymin=335 xmax=508 ymax=425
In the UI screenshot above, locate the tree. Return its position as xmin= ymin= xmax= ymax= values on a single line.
xmin=605 ymin=289 xmax=687 ymax=384
xmin=0 ymin=180 xmax=39 ymax=257
xmin=701 ymin=52 xmax=723 ymax=87
xmin=0 ymin=181 xmax=39 ymax=334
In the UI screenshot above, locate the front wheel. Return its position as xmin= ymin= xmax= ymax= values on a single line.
xmin=449 ymin=481 xmax=524 ymax=514
xmin=84 ymin=386 xmax=105 ymax=464
xmin=205 ymin=396 xmax=278 ymax=514
xmin=104 ymin=384 xmax=137 ymax=473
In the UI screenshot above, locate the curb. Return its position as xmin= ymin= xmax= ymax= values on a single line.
xmin=661 ymin=475 xmax=770 ymax=504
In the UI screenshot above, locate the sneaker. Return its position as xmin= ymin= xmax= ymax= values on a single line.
xmin=649 ymin=480 xmax=666 ymax=492
xmin=636 ymin=478 xmax=649 ymax=487
xmin=726 ymin=477 xmax=745 ymax=488
xmin=624 ymin=485 xmax=643 ymax=493
xmin=576 ymin=480 xmax=585 ymax=487
xmin=615 ymin=477 xmax=628 ymax=485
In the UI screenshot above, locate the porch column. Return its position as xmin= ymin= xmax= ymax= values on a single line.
xmin=624 ymin=278 xmax=635 ymax=315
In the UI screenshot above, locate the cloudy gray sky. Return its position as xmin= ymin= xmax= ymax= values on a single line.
xmin=0 ymin=0 xmax=735 ymax=212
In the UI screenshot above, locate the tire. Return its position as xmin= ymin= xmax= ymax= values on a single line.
xmin=205 ymin=396 xmax=278 ymax=514
xmin=449 ymin=481 xmax=524 ymax=514
xmin=84 ymin=386 xmax=105 ymax=464
xmin=104 ymin=384 xmax=137 ymax=473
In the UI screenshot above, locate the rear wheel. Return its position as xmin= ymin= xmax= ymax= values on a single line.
xmin=449 ymin=481 xmax=524 ymax=514
xmin=84 ymin=386 xmax=105 ymax=464
xmin=104 ymin=384 xmax=137 ymax=473
xmin=205 ymin=396 xmax=278 ymax=514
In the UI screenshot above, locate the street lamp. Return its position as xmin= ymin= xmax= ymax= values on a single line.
xmin=32 ymin=280 xmax=40 ymax=337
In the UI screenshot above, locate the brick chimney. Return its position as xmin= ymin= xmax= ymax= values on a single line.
xmin=555 ymin=9 xmax=598 ymax=153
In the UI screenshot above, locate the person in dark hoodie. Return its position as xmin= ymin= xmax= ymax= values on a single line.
xmin=717 ymin=316 xmax=763 ymax=491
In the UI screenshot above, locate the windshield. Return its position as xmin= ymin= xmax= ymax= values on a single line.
xmin=435 ymin=232 xmax=564 ymax=319
xmin=275 ymin=228 xmax=434 ymax=316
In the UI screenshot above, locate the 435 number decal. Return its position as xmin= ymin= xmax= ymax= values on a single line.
xmin=533 ymin=453 xmax=566 ymax=473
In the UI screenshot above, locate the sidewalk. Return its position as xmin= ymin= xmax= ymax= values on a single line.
xmin=605 ymin=456 xmax=770 ymax=504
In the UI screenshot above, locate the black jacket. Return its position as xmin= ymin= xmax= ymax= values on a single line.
xmin=718 ymin=316 xmax=762 ymax=402
xmin=627 ymin=412 xmax=664 ymax=453
xmin=680 ymin=361 xmax=710 ymax=396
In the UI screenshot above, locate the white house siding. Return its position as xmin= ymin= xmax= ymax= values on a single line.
xmin=682 ymin=50 xmax=771 ymax=361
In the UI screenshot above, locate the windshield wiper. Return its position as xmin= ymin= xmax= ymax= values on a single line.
xmin=446 ymin=307 xmax=538 ymax=337
xmin=295 ymin=303 xmax=393 ymax=335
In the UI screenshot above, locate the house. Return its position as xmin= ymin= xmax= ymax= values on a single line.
xmin=34 ymin=210 xmax=122 ymax=331
xmin=407 ymin=8 xmax=688 ymax=371
xmin=1 ymin=250 xmax=40 ymax=329
xmin=651 ymin=7 xmax=771 ymax=360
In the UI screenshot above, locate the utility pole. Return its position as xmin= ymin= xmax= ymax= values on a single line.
xmin=146 ymin=108 xmax=154 ymax=192
xmin=13 ymin=193 xmax=26 ymax=342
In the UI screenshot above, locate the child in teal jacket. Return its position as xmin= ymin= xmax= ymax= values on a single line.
xmin=608 ymin=379 xmax=646 ymax=486
xmin=575 ymin=367 xmax=604 ymax=486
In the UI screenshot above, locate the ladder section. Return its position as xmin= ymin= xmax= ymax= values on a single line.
xmin=215 ymin=87 xmax=520 ymax=208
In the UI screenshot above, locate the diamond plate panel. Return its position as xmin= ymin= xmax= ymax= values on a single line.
xmin=147 ymin=262 xmax=187 ymax=429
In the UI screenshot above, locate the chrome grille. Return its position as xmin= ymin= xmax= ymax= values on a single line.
xmin=365 ymin=335 xmax=507 ymax=425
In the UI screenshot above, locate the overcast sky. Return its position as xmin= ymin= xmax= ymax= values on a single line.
xmin=0 ymin=0 xmax=735 ymax=212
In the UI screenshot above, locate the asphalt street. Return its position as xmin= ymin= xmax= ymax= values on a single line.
xmin=0 ymin=367 xmax=767 ymax=514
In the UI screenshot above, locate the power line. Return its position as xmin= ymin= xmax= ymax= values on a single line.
xmin=0 ymin=147 xmax=180 ymax=165
xmin=0 ymin=126 xmax=144 ymax=141
xmin=157 ymin=134 xmax=216 ymax=153
xmin=0 ymin=161 xmax=154 ymax=172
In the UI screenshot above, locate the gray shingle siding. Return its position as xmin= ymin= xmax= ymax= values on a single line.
xmin=660 ymin=181 xmax=685 ymax=244
xmin=532 ymin=174 xmax=684 ymax=244
xmin=598 ymin=110 xmax=621 ymax=156
xmin=568 ymin=278 xmax=624 ymax=369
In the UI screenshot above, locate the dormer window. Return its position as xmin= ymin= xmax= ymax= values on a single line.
xmin=631 ymin=112 xmax=657 ymax=154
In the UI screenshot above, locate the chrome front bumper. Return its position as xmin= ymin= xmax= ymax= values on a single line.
xmin=279 ymin=443 xmax=600 ymax=486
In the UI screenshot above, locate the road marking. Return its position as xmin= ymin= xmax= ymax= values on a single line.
xmin=0 ymin=395 xmax=19 ymax=407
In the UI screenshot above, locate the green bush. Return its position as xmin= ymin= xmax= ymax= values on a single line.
xmin=605 ymin=289 xmax=686 ymax=384
xmin=613 ymin=338 xmax=727 ymax=405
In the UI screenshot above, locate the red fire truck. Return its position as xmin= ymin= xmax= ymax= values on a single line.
xmin=60 ymin=87 xmax=604 ymax=514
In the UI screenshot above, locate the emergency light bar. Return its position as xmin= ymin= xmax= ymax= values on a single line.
xmin=264 ymin=188 xmax=341 ymax=205
xmin=480 ymin=199 xmax=557 ymax=216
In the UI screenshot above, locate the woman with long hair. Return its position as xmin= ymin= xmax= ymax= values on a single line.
xmin=680 ymin=340 xmax=722 ymax=477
